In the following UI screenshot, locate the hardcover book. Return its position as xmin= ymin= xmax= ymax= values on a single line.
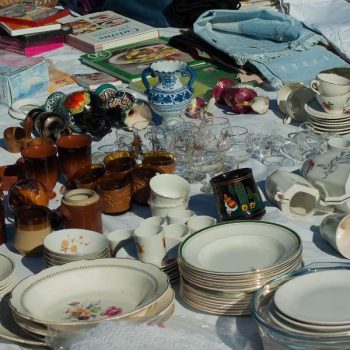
xmin=58 ymin=11 xmax=159 ymax=53
xmin=0 ymin=36 xmax=64 ymax=56
xmin=0 ymin=4 xmax=70 ymax=27
xmin=72 ymin=72 xmax=122 ymax=90
xmin=80 ymin=37 xmax=205 ymax=82
xmin=0 ymin=20 xmax=62 ymax=36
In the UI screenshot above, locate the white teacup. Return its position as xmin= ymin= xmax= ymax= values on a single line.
xmin=265 ymin=170 xmax=320 ymax=217
xmin=320 ymin=213 xmax=350 ymax=259
xmin=167 ymin=208 xmax=195 ymax=224
xmin=149 ymin=174 xmax=190 ymax=207
xmin=134 ymin=223 xmax=166 ymax=266
xmin=327 ymin=137 xmax=350 ymax=151
xmin=163 ymin=223 xmax=191 ymax=253
xmin=106 ymin=229 xmax=134 ymax=256
xmin=149 ymin=199 xmax=189 ymax=218
xmin=315 ymin=92 xmax=350 ymax=115
xmin=310 ymin=71 xmax=350 ymax=97
xmin=138 ymin=216 xmax=168 ymax=228
xmin=187 ymin=215 xmax=217 ymax=233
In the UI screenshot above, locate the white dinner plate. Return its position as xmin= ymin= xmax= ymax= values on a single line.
xmin=180 ymin=222 xmax=300 ymax=274
xmin=0 ymin=254 xmax=16 ymax=286
xmin=274 ymin=269 xmax=350 ymax=325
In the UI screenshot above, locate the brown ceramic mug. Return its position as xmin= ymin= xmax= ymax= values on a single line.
xmin=58 ymin=188 xmax=103 ymax=233
xmin=21 ymin=143 xmax=59 ymax=199
xmin=13 ymin=205 xmax=52 ymax=256
xmin=103 ymin=150 xmax=136 ymax=179
xmin=96 ymin=174 xmax=132 ymax=215
xmin=72 ymin=163 xmax=106 ymax=190
xmin=131 ymin=164 xmax=163 ymax=205
xmin=56 ymin=134 xmax=92 ymax=181
xmin=142 ymin=151 xmax=175 ymax=174
xmin=3 ymin=126 xmax=26 ymax=153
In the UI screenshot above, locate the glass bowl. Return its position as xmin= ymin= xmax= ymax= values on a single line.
xmin=251 ymin=263 xmax=350 ymax=350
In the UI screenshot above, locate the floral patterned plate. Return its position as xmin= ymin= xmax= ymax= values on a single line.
xmin=10 ymin=259 xmax=169 ymax=329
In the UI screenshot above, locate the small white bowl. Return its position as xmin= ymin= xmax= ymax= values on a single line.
xmin=44 ymin=229 xmax=109 ymax=257
xmin=149 ymin=200 xmax=189 ymax=218
xmin=149 ymin=174 xmax=190 ymax=206
xmin=327 ymin=137 xmax=350 ymax=151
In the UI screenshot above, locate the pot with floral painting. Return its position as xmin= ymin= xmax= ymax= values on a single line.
xmin=210 ymin=168 xmax=265 ymax=222
xmin=141 ymin=60 xmax=195 ymax=120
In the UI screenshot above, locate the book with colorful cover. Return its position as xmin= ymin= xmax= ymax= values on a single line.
xmin=80 ymin=37 xmax=205 ymax=82
xmin=130 ymin=62 xmax=239 ymax=98
xmin=0 ymin=20 xmax=62 ymax=36
xmin=72 ymin=72 xmax=122 ymax=90
xmin=0 ymin=36 xmax=64 ymax=56
xmin=0 ymin=4 xmax=70 ymax=27
xmin=58 ymin=11 xmax=159 ymax=53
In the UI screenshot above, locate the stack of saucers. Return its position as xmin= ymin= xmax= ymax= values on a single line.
xmin=7 ymin=259 xmax=175 ymax=343
xmin=305 ymin=98 xmax=350 ymax=135
xmin=0 ymin=254 xmax=16 ymax=299
xmin=43 ymin=229 xmax=110 ymax=267
xmin=178 ymin=221 xmax=303 ymax=316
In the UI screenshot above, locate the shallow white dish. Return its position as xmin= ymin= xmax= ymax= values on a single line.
xmin=43 ymin=229 xmax=109 ymax=256
xmin=10 ymin=259 xmax=169 ymax=326
xmin=274 ymin=269 xmax=350 ymax=325
xmin=180 ymin=222 xmax=301 ymax=274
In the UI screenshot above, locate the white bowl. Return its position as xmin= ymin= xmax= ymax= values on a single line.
xmin=149 ymin=174 xmax=190 ymax=206
xmin=149 ymin=200 xmax=189 ymax=218
xmin=43 ymin=229 xmax=109 ymax=257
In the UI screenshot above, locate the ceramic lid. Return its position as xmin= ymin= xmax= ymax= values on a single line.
xmin=301 ymin=150 xmax=350 ymax=204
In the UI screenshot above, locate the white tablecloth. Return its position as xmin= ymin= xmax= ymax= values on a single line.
xmin=0 ymin=36 xmax=349 ymax=350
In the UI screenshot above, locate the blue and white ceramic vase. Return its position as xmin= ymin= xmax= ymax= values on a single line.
xmin=141 ymin=60 xmax=196 ymax=119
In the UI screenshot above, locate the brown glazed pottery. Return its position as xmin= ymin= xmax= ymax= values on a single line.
xmin=96 ymin=174 xmax=132 ymax=215
xmin=142 ymin=151 xmax=175 ymax=174
xmin=21 ymin=144 xmax=59 ymax=199
xmin=0 ymin=163 xmax=26 ymax=191
xmin=3 ymin=126 xmax=26 ymax=153
xmin=8 ymin=179 xmax=49 ymax=210
xmin=58 ymin=188 xmax=103 ymax=233
xmin=103 ymin=150 xmax=136 ymax=179
xmin=131 ymin=164 xmax=163 ymax=205
xmin=210 ymin=168 xmax=266 ymax=222
xmin=13 ymin=205 xmax=52 ymax=256
xmin=56 ymin=134 xmax=92 ymax=180
xmin=72 ymin=163 xmax=106 ymax=190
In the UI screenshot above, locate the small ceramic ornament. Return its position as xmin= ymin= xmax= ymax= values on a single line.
xmin=123 ymin=100 xmax=152 ymax=130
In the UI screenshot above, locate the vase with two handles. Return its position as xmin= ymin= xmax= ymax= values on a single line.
xmin=141 ymin=60 xmax=196 ymax=120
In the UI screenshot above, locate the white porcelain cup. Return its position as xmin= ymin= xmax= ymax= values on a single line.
xmin=138 ymin=216 xmax=168 ymax=228
xmin=187 ymin=215 xmax=217 ymax=233
xmin=315 ymin=92 xmax=350 ymax=115
xmin=327 ymin=137 xmax=350 ymax=151
xmin=149 ymin=174 xmax=190 ymax=207
xmin=163 ymin=223 xmax=191 ymax=253
xmin=310 ymin=72 xmax=350 ymax=97
xmin=265 ymin=170 xmax=320 ymax=217
xmin=149 ymin=199 xmax=189 ymax=218
xmin=167 ymin=208 xmax=195 ymax=224
xmin=106 ymin=229 xmax=134 ymax=256
xmin=134 ymin=223 xmax=166 ymax=266
xmin=320 ymin=213 xmax=350 ymax=259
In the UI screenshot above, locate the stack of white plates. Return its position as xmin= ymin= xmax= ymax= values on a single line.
xmin=268 ymin=269 xmax=350 ymax=336
xmin=0 ymin=254 xmax=16 ymax=299
xmin=43 ymin=229 xmax=110 ymax=266
xmin=6 ymin=259 xmax=175 ymax=343
xmin=178 ymin=221 xmax=303 ymax=316
xmin=305 ymin=98 xmax=350 ymax=135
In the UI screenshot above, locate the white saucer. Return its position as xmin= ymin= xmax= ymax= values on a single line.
xmin=305 ymin=98 xmax=350 ymax=120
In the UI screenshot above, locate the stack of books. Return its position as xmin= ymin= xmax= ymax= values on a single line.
xmin=0 ymin=4 xmax=70 ymax=56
